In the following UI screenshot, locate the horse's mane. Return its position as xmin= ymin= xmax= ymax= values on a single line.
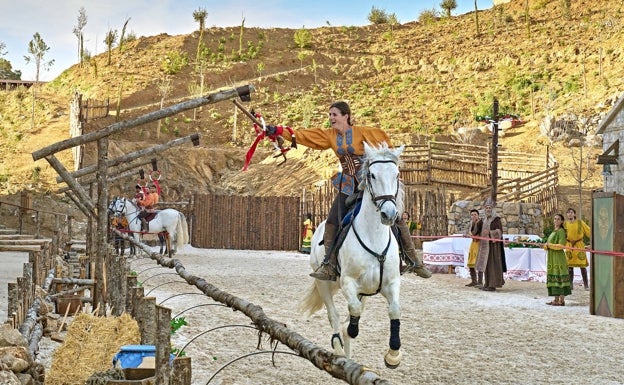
xmin=358 ymin=142 xmax=405 ymax=215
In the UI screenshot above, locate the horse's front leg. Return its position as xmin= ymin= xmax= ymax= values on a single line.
xmin=314 ymin=281 xmax=344 ymax=356
xmin=381 ymin=278 xmax=402 ymax=369
xmin=341 ymin=277 xmax=367 ymax=358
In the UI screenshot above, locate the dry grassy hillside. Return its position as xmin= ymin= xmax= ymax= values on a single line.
xmin=1 ymin=0 xmax=621 ymax=219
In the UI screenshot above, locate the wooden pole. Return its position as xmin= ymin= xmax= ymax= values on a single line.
xmin=33 ymin=85 xmax=254 ymax=161
xmin=491 ymin=98 xmax=499 ymax=203
xmin=57 ymin=158 xmax=154 ymax=192
xmin=95 ymin=138 xmax=109 ymax=310
xmin=57 ymin=134 xmax=200 ymax=183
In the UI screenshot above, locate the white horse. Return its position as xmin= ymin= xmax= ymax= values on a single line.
xmin=300 ymin=142 xmax=405 ymax=368
xmin=108 ymin=197 xmax=189 ymax=257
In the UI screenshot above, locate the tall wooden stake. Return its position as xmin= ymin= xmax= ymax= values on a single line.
xmin=491 ymin=98 xmax=499 ymax=203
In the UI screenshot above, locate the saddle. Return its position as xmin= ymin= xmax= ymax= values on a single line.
xmin=324 ymin=191 xmax=409 ymax=270
xmin=140 ymin=211 xmax=158 ymax=232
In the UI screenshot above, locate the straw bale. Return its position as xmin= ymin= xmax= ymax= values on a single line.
xmin=45 ymin=312 xmax=140 ymax=385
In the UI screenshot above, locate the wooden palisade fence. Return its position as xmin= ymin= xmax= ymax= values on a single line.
xmin=192 ymin=193 xmax=300 ymax=250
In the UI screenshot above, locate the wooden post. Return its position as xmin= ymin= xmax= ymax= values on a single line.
xmin=171 ymin=357 xmax=192 ymax=385
xmin=155 ymin=305 xmax=172 ymax=385
xmin=491 ymin=97 xmax=499 ymax=203
xmin=130 ymin=286 xmax=145 ymax=320
xmin=138 ymin=297 xmax=157 ymax=345
xmin=94 ymin=137 xmax=109 ymax=310
xmin=7 ymin=282 xmax=17 ymax=320
xmin=126 ymin=275 xmax=138 ymax=317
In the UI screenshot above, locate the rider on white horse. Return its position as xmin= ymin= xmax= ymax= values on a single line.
xmin=137 ymin=184 xmax=159 ymax=231
xmin=290 ymin=101 xmax=432 ymax=281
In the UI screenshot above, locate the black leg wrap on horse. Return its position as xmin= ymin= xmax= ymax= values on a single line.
xmin=347 ymin=315 xmax=360 ymax=339
xmin=389 ymin=319 xmax=401 ymax=350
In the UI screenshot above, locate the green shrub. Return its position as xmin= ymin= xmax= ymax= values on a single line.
xmin=418 ymin=8 xmax=439 ymax=24
xmin=161 ymin=51 xmax=188 ymax=75
xmin=294 ymin=28 xmax=312 ymax=49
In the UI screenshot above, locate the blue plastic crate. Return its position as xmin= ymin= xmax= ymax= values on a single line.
xmin=112 ymin=345 xmax=156 ymax=368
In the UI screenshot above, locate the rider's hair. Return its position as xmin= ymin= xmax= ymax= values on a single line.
xmin=330 ymin=101 xmax=351 ymax=126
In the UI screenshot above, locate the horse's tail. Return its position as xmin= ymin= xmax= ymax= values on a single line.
xmin=299 ymin=282 xmax=324 ymax=317
xmin=176 ymin=212 xmax=189 ymax=250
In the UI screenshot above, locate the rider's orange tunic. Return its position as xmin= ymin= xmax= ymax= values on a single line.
xmin=138 ymin=192 xmax=159 ymax=211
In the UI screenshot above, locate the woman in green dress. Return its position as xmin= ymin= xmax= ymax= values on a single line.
xmin=544 ymin=213 xmax=572 ymax=306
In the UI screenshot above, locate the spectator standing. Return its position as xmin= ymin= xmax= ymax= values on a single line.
xmin=476 ymin=198 xmax=506 ymax=292
xmin=545 ymin=213 xmax=572 ymax=305
xmin=564 ymin=208 xmax=591 ymax=291
xmin=402 ymin=212 xmax=417 ymax=235
xmin=301 ymin=213 xmax=315 ymax=254
xmin=465 ymin=209 xmax=482 ymax=287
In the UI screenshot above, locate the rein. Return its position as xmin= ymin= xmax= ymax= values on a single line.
xmin=352 ymin=224 xmax=392 ymax=296
xmin=351 ymin=158 xmax=398 ymax=296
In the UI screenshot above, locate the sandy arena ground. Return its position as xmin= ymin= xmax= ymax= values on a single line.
xmin=9 ymin=247 xmax=624 ymax=385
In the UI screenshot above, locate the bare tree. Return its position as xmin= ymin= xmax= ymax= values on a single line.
xmin=157 ymin=77 xmax=172 ymax=138
xmin=104 ymin=28 xmax=118 ymax=66
xmin=474 ymin=0 xmax=480 ymax=36
xmin=440 ymin=0 xmax=458 ymax=17
xmin=192 ymin=7 xmax=208 ymax=69
xmin=525 ymin=0 xmax=531 ymax=39
xmin=24 ymin=32 xmax=55 ymax=129
xmin=566 ymin=124 xmax=595 ymax=217
xmin=118 ymin=18 xmax=131 ymax=53
xmin=238 ymin=16 xmax=245 ymax=57
xmin=73 ymin=7 xmax=88 ymax=66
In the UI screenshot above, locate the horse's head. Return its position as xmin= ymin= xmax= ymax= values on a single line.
xmin=360 ymin=142 xmax=405 ymax=226
xmin=108 ymin=197 xmax=125 ymax=216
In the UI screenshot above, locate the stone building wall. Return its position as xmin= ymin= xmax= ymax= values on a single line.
xmin=601 ymin=110 xmax=624 ymax=194
xmin=448 ymin=200 xmax=544 ymax=237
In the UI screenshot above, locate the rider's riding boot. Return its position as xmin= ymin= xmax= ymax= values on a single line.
xmin=310 ymin=223 xmax=338 ymax=281
xmin=466 ymin=268 xmax=477 ymax=286
xmin=141 ymin=218 xmax=148 ymax=232
xmin=397 ymin=219 xmax=432 ymax=279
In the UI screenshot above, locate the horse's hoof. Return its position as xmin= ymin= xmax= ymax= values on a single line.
xmin=384 ymin=349 xmax=402 ymax=369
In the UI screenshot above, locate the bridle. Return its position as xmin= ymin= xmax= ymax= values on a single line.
xmin=365 ymin=159 xmax=399 ymax=215
xmin=352 ymin=158 xmax=400 ymax=296
xmin=109 ymin=197 xmax=140 ymax=220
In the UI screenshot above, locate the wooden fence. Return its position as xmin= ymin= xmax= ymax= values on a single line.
xmin=465 ymin=152 xmax=559 ymax=216
xmin=300 ymin=182 xmax=450 ymax=244
xmin=80 ymin=97 xmax=110 ymax=122
xmin=0 ymin=194 xmax=75 ymax=251
xmin=192 ymin=193 xmax=300 ymax=250
xmin=400 ymin=141 xmax=554 ymax=186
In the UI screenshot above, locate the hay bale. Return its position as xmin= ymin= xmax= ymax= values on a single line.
xmin=46 ymin=313 xmax=140 ymax=385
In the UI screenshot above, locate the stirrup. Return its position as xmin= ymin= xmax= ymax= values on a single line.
xmin=412 ymin=264 xmax=432 ymax=279
xmin=310 ymin=263 xmax=337 ymax=281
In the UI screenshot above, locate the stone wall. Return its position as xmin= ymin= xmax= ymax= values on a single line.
xmin=448 ymin=200 xmax=544 ymax=237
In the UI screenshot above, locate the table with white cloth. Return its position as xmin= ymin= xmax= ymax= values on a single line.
xmin=422 ymin=234 xmax=590 ymax=282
